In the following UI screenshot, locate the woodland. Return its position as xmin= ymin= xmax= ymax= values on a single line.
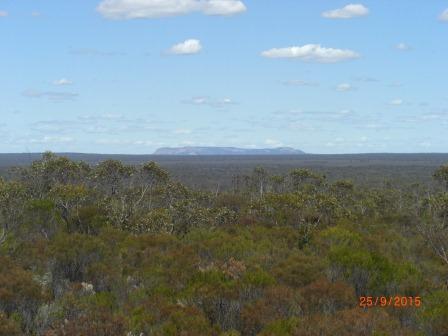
xmin=1 ymin=152 xmax=448 ymax=335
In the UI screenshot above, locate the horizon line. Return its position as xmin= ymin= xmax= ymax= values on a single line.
xmin=1 ymin=151 xmax=448 ymax=156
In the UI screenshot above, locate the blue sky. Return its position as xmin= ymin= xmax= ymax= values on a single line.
xmin=1 ymin=0 xmax=448 ymax=154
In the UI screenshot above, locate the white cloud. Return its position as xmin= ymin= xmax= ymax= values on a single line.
xmin=0 ymin=11 xmax=8 ymax=17
xmin=97 ymin=0 xmax=247 ymax=19
xmin=353 ymin=76 xmax=379 ymax=82
xmin=439 ymin=9 xmax=448 ymax=21
xmin=265 ymin=139 xmax=284 ymax=147
xmin=221 ymin=97 xmax=233 ymax=104
xmin=191 ymin=97 xmax=208 ymax=105
xmin=261 ymin=44 xmax=360 ymax=63
xmin=29 ymin=136 xmax=74 ymax=144
xmin=173 ymin=129 xmax=192 ymax=135
xmin=339 ymin=109 xmax=353 ymax=116
xmin=53 ymin=78 xmax=73 ymax=86
xmin=419 ymin=141 xmax=432 ymax=148
xmin=169 ymin=39 xmax=202 ymax=55
xmin=23 ymin=90 xmax=78 ymax=101
xmin=390 ymin=98 xmax=403 ymax=106
xmin=96 ymin=139 xmax=154 ymax=146
xmin=184 ymin=96 xmax=235 ymax=108
xmin=322 ymin=4 xmax=369 ymax=19
xmin=202 ymin=0 xmax=246 ymax=15
xmin=31 ymin=11 xmax=41 ymax=17
xmin=336 ymin=83 xmax=354 ymax=92
xmin=396 ymin=42 xmax=411 ymax=51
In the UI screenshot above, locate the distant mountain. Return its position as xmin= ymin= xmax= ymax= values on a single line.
xmin=153 ymin=147 xmax=305 ymax=156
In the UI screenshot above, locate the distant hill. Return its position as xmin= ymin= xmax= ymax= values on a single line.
xmin=153 ymin=147 xmax=305 ymax=156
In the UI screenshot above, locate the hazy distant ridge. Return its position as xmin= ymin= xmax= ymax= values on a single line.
xmin=153 ymin=147 xmax=305 ymax=155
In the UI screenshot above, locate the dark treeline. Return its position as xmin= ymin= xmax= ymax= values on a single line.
xmin=2 ymin=153 xmax=448 ymax=191
xmin=1 ymin=152 xmax=448 ymax=335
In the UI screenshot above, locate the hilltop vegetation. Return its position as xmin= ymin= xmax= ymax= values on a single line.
xmin=1 ymin=152 xmax=448 ymax=335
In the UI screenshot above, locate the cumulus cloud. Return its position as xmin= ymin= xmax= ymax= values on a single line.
xmin=265 ymin=138 xmax=284 ymax=147
xmin=338 ymin=109 xmax=353 ymax=116
xmin=202 ymin=0 xmax=246 ymax=15
xmin=28 ymin=136 xmax=74 ymax=144
xmin=439 ymin=9 xmax=448 ymax=21
xmin=0 ymin=11 xmax=8 ymax=17
xmin=336 ymin=83 xmax=354 ymax=92
xmin=261 ymin=44 xmax=360 ymax=63
xmin=97 ymin=0 xmax=247 ymax=19
xmin=190 ymin=97 xmax=208 ymax=105
xmin=53 ymin=78 xmax=73 ymax=86
xmin=169 ymin=39 xmax=202 ymax=55
xmin=184 ymin=96 xmax=236 ymax=108
xmin=396 ymin=42 xmax=411 ymax=51
xmin=390 ymin=98 xmax=403 ymax=106
xmin=322 ymin=4 xmax=369 ymax=19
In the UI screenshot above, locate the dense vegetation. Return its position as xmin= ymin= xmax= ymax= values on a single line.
xmin=1 ymin=152 xmax=448 ymax=335
xmin=2 ymin=153 xmax=448 ymax=191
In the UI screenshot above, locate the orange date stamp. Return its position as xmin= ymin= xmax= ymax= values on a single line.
xmin=359 ymin=296 xmax=421 ymax=308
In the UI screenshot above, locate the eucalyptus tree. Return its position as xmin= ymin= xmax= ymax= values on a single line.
xmin=433 ymin=164 xmax=448 ymax=191
xmin=419 ymin=192 xmax=448 ymax=266
xmin=0 ymin=179 xmax=27 ymax=245
xmin=288 ymin=168 xmax=325 ymax=192
xmin=133 ymin=161 xmax=170 ymax=212
xmin=92 ymin=159 xmax=136 ymax=196
xmin=251 ymin=166 xmax=269 ymax=198
xmin=416 ymin=167 xmax=448 ymax=268
xmin=17 ymin=152 xmax=90 ymax=198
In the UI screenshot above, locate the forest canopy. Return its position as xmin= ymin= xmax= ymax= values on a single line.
xmin=1 ymin=152 xmax=448 ymax=335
